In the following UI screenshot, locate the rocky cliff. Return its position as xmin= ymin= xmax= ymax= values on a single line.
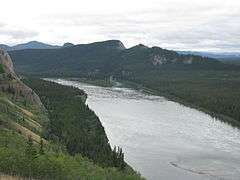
xmin=0 ymin=49 xmax=42 ymax=106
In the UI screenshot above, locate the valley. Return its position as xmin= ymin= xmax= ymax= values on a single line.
xmin=1 ymin=0 xmax=240 ymax=179
xmin=1 ymin=39 xmax=240 ymax=180
xmin=50 ymin=78 xmax=240 ymax=180
xmin=0 ymin=49 xmax=143 ymax=179
xmin=8 ymin=40 xmax=240 ymax=127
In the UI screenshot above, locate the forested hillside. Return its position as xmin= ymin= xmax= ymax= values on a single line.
xmin=0 ymin=49 xmax=143 ymax=179
xmin=24 ymin=78 xmax=126 ymax=169
xmin=0 ymin=78 xmax=143 ymax=179
xmin=10 ymin=40 xmax=235 ymax=77
xmin=121 ymin=70 xmax=240 ymax=127
xmin=9 ymin=40 xmax=125 ymax=77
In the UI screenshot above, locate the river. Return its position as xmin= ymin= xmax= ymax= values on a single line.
xmin=48 ymin=79 xmax=240 ymax=180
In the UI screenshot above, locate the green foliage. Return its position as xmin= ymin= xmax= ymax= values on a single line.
xmin=24 ymin=78 xmax=127 ymax=168
xmin=9 ymin=40 xmax=240 ymax=127
xmin=39 ymin=138 xmax=44 ymax=155
xmin=0 ymin=90 xmax=47 ymax=136
xmin=10 ymin=40 xmax=233 ymax=78
xmin=0 ymin=129 xmax=143 ymax=180
xmin=9 ymin=40 xmax=123 ymax=77
xmin=113 ymin=146 xmax=125 ymax=170
xmin=0 ymin=64 xmax=4 ymax=74
xmin=25 ymin=136 xmax=37 ymax=159
xmin=121 ymin=69 xmax=240 ymax=126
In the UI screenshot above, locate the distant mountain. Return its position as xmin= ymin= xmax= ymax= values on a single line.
xmin=114 ymin=44 xmax=222 ymax=74
xmin=0 ymin=44 xmax=11 ymax=51
xmin=13 ymin=41 xmax=61 ymax=50
xmin=178 ymin=51 xmax=240 ymax=60
xmin=2 ymin=41 xmax=239 ymax=61
xmin=8 ymin=39 xmax=234 ymax=77
xmin=0 ymin=41 xmax=61 ymax=51
xmin=63 ymin=42 xmax=74 ymax=47
xmin=9 ymin=40 xmax=126 ymax=76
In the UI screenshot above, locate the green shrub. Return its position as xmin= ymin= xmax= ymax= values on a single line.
xmin=0 ymin=64 xmax=4 ymax=74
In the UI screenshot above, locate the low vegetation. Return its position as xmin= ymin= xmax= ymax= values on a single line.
xmin=24 ymin=78 xmax=126 ymax=169
xmin=0 ymin=64 xmax=4 ymax=74
xmin=0 ymin=129 xmax=142 ymax=180
xmin=0 ymin=48 xmax=143 ymax=179
xmin=0 ymin=77 xmax=143 ymax=179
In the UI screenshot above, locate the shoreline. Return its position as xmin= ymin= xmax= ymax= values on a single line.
xmin=119 ymin=79 xmax=240 ymax=129
xmin=42 ymin=77 xmax=145 ymax=179
xmin=65 ymin=77 xmax=240 ymax=129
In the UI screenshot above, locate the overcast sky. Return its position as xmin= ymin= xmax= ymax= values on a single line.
xmin=0 ymin=0 xmax=239 ymax=52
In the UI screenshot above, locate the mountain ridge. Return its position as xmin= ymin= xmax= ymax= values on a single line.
xmin=2 ymin=40 xmax=239 ymax=60
xmin=7 ymin=40 xmax=240 ymax=129
xmin=8 ymin=40 xmax=232 ymax=78
xmin=0 ymin=41 xmax=62 ymax=51
xmin=178 ymin=50 xmax=240 ymax=60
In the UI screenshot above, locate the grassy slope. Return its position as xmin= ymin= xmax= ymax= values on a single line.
xmin=0 ymin=129 xmax=143 ymax=180
xmin=0 ymin=90 xmax=48 ymax=143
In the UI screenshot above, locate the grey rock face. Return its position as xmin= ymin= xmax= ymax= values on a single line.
xmin=0 ymin=49 xmax=43 ymax=106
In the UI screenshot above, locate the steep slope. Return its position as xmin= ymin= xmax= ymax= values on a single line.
xmin=0 ymin=49 xmax=48 ymax=142
xmin=0 ymin=49 xmax=42 ymax=105
xmin=0 ymin=48 xmax=143 ymax=179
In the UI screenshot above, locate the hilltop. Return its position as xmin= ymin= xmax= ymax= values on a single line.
xmin=9 ymin=40 xmax=233 ymax=77
xmin=0 ymin=41 xmax=61 ymax=51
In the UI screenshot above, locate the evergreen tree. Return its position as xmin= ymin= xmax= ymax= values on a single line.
xmin=25 ymin=136 xmax=37 ymax=178
xmin=39 ymin=138 xmax=44 ymax=155
xmin=25 ymin=136 xmax=37 ymax=159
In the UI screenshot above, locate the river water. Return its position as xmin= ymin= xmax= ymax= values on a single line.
xmin=48 ymin=79 xmax=240 ymax=180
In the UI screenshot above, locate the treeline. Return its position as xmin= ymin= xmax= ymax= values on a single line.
xmin=24 ymin=78 xmax=126 ymax=169
xmin=121 ymin=69 xmax=240 ymax=126
xmin=0 ymin=64 xmax=4 ymax=74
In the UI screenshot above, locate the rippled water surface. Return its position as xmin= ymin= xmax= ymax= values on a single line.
xmin=48 ymin=79 xmax=240 ymax=180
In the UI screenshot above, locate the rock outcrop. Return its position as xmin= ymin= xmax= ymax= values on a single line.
xmin=0 ymin=49 xmax=16 ymax=76
xmin=0 ymin=49 xmax=42 ymax=106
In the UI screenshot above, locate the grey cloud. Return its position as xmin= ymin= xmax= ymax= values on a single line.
xmin=0 ymin=28 xmax=39 ymax=39
xmin=33 ymin=4 xmax=240 ymax=52
xmin=0 ymin=22 xmax=6 ymax=27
